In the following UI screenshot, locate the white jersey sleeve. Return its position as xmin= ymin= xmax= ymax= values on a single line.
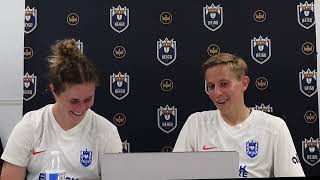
xmin=173 ymin=113 xmax=197 ymax=152
xmin=273 ymin=121 xmax=305 ymax=177
xmin=1 ymin=112 xmax=35 ymax=167
xmin=101 ymin=125 xmax=122 ymax=153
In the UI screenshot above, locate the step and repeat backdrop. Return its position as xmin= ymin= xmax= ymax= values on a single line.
xmin=23 ymin=0 xmax=318 ymax=176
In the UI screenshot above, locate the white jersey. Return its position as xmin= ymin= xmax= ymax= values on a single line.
xmin=1 ymin=104 xmax=122 ymax=180
xmin=173 ymin=109 xmax=305 ymax=178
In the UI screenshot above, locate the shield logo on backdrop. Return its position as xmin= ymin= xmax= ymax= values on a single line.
xmin=157 ymin=105 xmax=177 ymax=133
xmin=297 ymin=1 xmax=315 ymax=29
xmin=302 ymin=137 xmax=320 ymax=166
xmin=80 ymin=149 xmax=92 ymax=167
xmin=246 ymin=140 xmax=258 ymax=158
xmin=251 ymin=36 xmax=271 ymax=64
xmin=23 ymin=73 xmax=37 ymax=101
xmin=203 ymin=4 xmax=223 ymax=31
xmin=122 ymin=140 xmax=130 ymax=153
xmin=157 ymin=38 xmax=177 ymax=66
xmin=299 ymin=69 xmax=317 ymax=97
xmin=110 ymin=72 xmax=130 ymax=100
xmin=110 ymin=5 xmax=129 ymax=33
xmin=25 ymin=6 xmax=37 ymax=34
xmin=76 ymin=40 xmax=83 ymax=53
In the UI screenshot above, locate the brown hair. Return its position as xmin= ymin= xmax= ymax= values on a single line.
xmin=48 ymin=39 xmax=98 ymax=95
xmin=202 ymin=53 xmax=248 ymax=80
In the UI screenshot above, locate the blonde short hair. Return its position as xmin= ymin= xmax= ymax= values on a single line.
xmin=202 ymin=53 xmax=248 ymax=80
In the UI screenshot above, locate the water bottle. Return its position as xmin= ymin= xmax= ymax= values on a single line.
xmin=44 ymin=150 xmax=66 ymax=180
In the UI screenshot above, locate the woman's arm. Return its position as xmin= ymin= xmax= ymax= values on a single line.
xmin=1 ymin=161 xmax=26 ymax=180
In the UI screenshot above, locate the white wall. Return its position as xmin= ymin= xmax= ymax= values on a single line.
xmin=0 ymin=0 xmax=24 ymax=147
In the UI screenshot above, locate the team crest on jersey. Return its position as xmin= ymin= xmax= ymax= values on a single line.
xmin=157 ymin=105 xmax=177 ymax=133
xmin=297 ymin=1 xmax=315 ymax=29
xmin=299 ymin=69 xmax=317 ymax=97
xmin=302 ymin=137 xmax=320 ymax=166
xmin=203 ymin=4 xmax=223 ymax=31
xmin=110 ymin=72 xmax=130 ymax=100
xmin=80 ymin=149 xmax=92 ymax=167
xmin=254 ymin=103 xmax=273 ymax=113
xmin=122 ymin=140 xmax=130 ymax=153
xmin=157 ymin=38 xmax=177 ymax=66
xmin=23 ymin=73 xmax=37 ymax=101
xmin=25 ymin=6 xmax=37 ymax=34
xmin=251 ymin=36 xmax=271 ymax=64
xmin=246 ymin=140 xmax=258 ymax=158
xmin=110 ymin=5 xmax=129 ymax=33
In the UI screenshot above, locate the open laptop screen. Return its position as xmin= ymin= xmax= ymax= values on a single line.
xmin=101 ymin=151 xmax=239 ymax=180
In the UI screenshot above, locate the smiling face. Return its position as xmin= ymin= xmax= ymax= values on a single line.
xmin=51 ymin=83 xmax=95 ymax=127
xmin=205 ymin=64 xmax=249 ymax=115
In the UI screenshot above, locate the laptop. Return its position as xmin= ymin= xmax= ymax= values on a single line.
xmin=101 ymin=151 xmax=239 ymax=180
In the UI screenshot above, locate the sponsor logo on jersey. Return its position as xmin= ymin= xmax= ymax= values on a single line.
xmin=301 ymin=42 xmax=314 ymax=55
xmin=23 ymin=73 xmax=37 ymax=101
xmin=304 ymin=110 xmax=317 ymax=124
xmin=157 ymin=38 xmax=177 ymax=66
xmin=110 ymin=5 xmax=129 ymax=33
xmin=297 ymin=1 xmax=315 ymax=29
xmin=25 ymin=6 xmax=37 ymax=34
xmin=207 ymin=44 xmax=220 ymax=56
xmin=239 ymin=164 xmax=248 ymax=178
xmin=160 ymin=79 xmax=173 ymax=92
xmin=255 ymin=77 xmax=268 ymax=90
xmin=202 ymin=145 xmax=217 ymax=151
xmin=31 ymin=150 xmax=46 ymax=155
xmin=161 ymin=146 xmax=173 ymax=152
xmin=110 ymin=72 xmax=130 ymax=100
xmin=251 ymin=36 xmax=271 ymax=64
xmin=113 ymin=112 xmax=126 ymax=126
xmin=76 ymin=40 xmax=83 ymax=53
xmin=39 ymin=173 xmax=78 ymax=180
xmin=203 ymin=4 xmax=223 ymax=31
xmin=67 ymin=13 xmax=80 ymax=26
xmin=302 ymin=137 xmax=320 ymax=166
xmin=80 ymin=149 xmax=92 ymax=167
xmin=24 ymin=47 xmax=33 ymax=59
xmin=253 ymin=103 xmax=273 ymax=113
xmin=299 ymin=69 xmax=317 ymax=97
xmin=122 ymin=140 xmax=130 ymax=153
xmin=113 ymin=46 xmax=126 ymax=59
xmin=246 ymin=140 xmax=258 ymax=158
xmin=157 ymin=105 xmax=177 ymax=133
xmin=160 ymin=12 xmax=172 ymax=25
xmin=253 ymin=10 xmax=266 ymax=22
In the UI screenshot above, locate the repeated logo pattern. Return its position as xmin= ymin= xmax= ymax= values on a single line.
xmin=25 ymin=6 xmax=37 ymax=34
xmin=22 ymin=1 xmax=318 ymax=175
